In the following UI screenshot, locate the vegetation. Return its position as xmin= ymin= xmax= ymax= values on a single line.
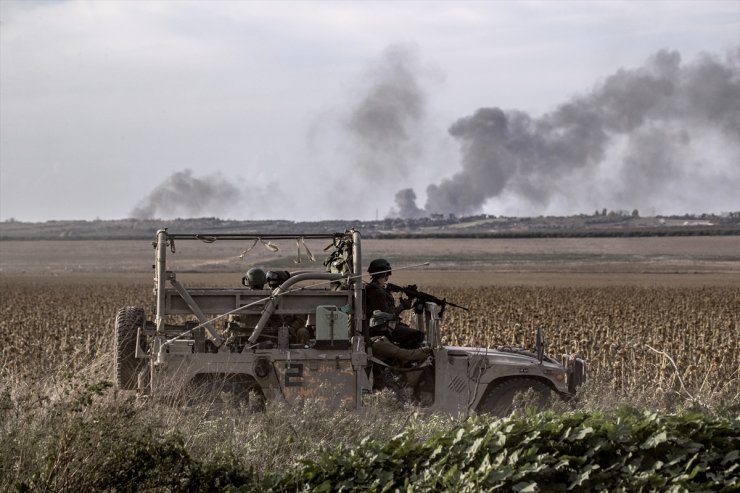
xmin=1 ymin=275 xmax=738 ymax=490
xmin=1 ymin=213 xmax=738 ymax=240
xmin=3 ymin=383 xmax=737 ymax=491
xmin=275 ymin=408 xmax=739 ymax=492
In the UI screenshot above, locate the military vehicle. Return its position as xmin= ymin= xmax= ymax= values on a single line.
xmin=114 ymin=230 xmax=586 ymax=415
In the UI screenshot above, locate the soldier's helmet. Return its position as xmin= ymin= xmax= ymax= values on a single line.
xmin=242 ymin=267 xmax=267 ymax=289
xmin=266 ymin=270 xmax=291 ymax=289
xmin=368 ymin=258 xmax=392 ymax=276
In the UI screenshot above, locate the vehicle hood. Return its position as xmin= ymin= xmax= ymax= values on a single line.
xmin=445 ymin=345 xmax=543 ymax=362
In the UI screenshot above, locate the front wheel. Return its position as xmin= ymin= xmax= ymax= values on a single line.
xmin=477 ymin=378 xmax=552 ymax=417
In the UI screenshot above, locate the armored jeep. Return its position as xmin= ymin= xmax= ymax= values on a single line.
xmin=114 ymin=230 xmax=586 ymax=415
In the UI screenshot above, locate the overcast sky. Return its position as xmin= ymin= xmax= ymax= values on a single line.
xmin=1 ymin=0 xmax=738 ymax=222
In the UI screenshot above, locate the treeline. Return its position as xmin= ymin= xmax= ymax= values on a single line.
xmin=375 ymin=225 xmax=740 ymax=239
xmin=1 ymin=215 xmax=739 ymax=240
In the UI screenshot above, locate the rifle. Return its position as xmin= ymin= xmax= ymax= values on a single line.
xmin=386 ymin=283 xmax=470 ymax=317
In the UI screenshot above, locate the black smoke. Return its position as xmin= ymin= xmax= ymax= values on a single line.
xmin=392 ymin=188 xmax=425 ymax=219
xmin=130 ymin=169 xmax=245 ymax=219
xmin=396 ymin=48 xmax=740 ymax=217
xmin=133 ymin=44 xmax=434 ymax=221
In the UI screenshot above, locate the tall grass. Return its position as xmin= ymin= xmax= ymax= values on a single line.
xmin=1 ymin=363 xmax=455 ymax=491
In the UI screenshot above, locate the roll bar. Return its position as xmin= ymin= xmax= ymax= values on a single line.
xmin=247 ymin=272 xmax=345 ymax=344
xmin=153 ymin=229 xmax=362 ymax=344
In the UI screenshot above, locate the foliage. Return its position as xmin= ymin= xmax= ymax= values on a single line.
xmin=270 ymin=408 xmax=739 ymax=492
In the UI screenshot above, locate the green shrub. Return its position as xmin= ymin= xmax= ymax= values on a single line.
xmin=271 ymin=408 xmax=740 ymax=492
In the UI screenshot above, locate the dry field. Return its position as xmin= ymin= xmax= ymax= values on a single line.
xmin=1 ymin=236 xmax=738 ymax=406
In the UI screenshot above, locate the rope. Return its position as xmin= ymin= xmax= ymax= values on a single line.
xmin=195 ymin=235 xmax=216 ymax=243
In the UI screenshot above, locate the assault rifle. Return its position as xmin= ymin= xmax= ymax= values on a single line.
xmin=386 ymin=283 xmax=470 ymax=318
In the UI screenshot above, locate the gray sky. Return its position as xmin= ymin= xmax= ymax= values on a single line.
xmin=1 ymin=0 xmax=738 ymax=222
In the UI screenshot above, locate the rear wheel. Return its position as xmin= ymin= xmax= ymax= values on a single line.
xmin=114 ymin=306 xmax=146 ymax=390
xmin=477 ymin=378 xmax=552 ymax=417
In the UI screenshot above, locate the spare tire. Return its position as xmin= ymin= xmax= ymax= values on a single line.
xmin=114 ymin=306 xmax=146 ymax=390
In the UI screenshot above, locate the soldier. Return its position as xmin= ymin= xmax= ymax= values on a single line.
xmin=365 ymin=258 xmax=425 ymax=351
xmin=365 ymin=260 xmax=432 ymax=396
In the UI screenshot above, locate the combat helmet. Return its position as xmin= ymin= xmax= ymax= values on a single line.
xmin=242 ymin=267 xmax=267 ymax=289
xmin=266 ymin=270 xmax=291 ymax=289
xmin=368 ymin=258 xmax=392 ymax=277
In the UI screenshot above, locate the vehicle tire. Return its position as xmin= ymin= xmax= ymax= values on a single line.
xmin=114 ymin=306 xmax=146 ymax=390
xmin=187 ymin=374 xmax=265 ymax=411
xmin=477 ymin=378 xmax=552 ymax=417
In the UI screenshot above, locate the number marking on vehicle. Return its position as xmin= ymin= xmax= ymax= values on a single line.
xmin=284 ymin=363 xmax=304 ymax=387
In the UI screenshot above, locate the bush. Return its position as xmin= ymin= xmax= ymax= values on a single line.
xmin=273 ymin=408 xmax=740 ymax=492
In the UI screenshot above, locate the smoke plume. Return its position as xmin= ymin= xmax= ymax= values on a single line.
xmin=396 ymin=48 xmax=740 ymax=217
xmin=346 ymin=44 xmax=429 ymax=184
xmin=130 ymin=169 xmax=264 ymax=219
xmin=393 ymin=188 xmax=425 ymax=219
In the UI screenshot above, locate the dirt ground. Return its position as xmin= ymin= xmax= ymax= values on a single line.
xmin=1 ymin=236 xmax=738 ymax=287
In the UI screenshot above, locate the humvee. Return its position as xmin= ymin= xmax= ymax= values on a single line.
xmin=114 ymin=230 xmax=586 ymax=415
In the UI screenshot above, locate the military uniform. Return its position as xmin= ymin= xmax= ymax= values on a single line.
xmin=366 ymin=279 xmax=424 ymax=349
xmin=370 ymin=336 xmax=431 ymax=364
xmin=365 ymin=259 xmax=432 ymax=399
